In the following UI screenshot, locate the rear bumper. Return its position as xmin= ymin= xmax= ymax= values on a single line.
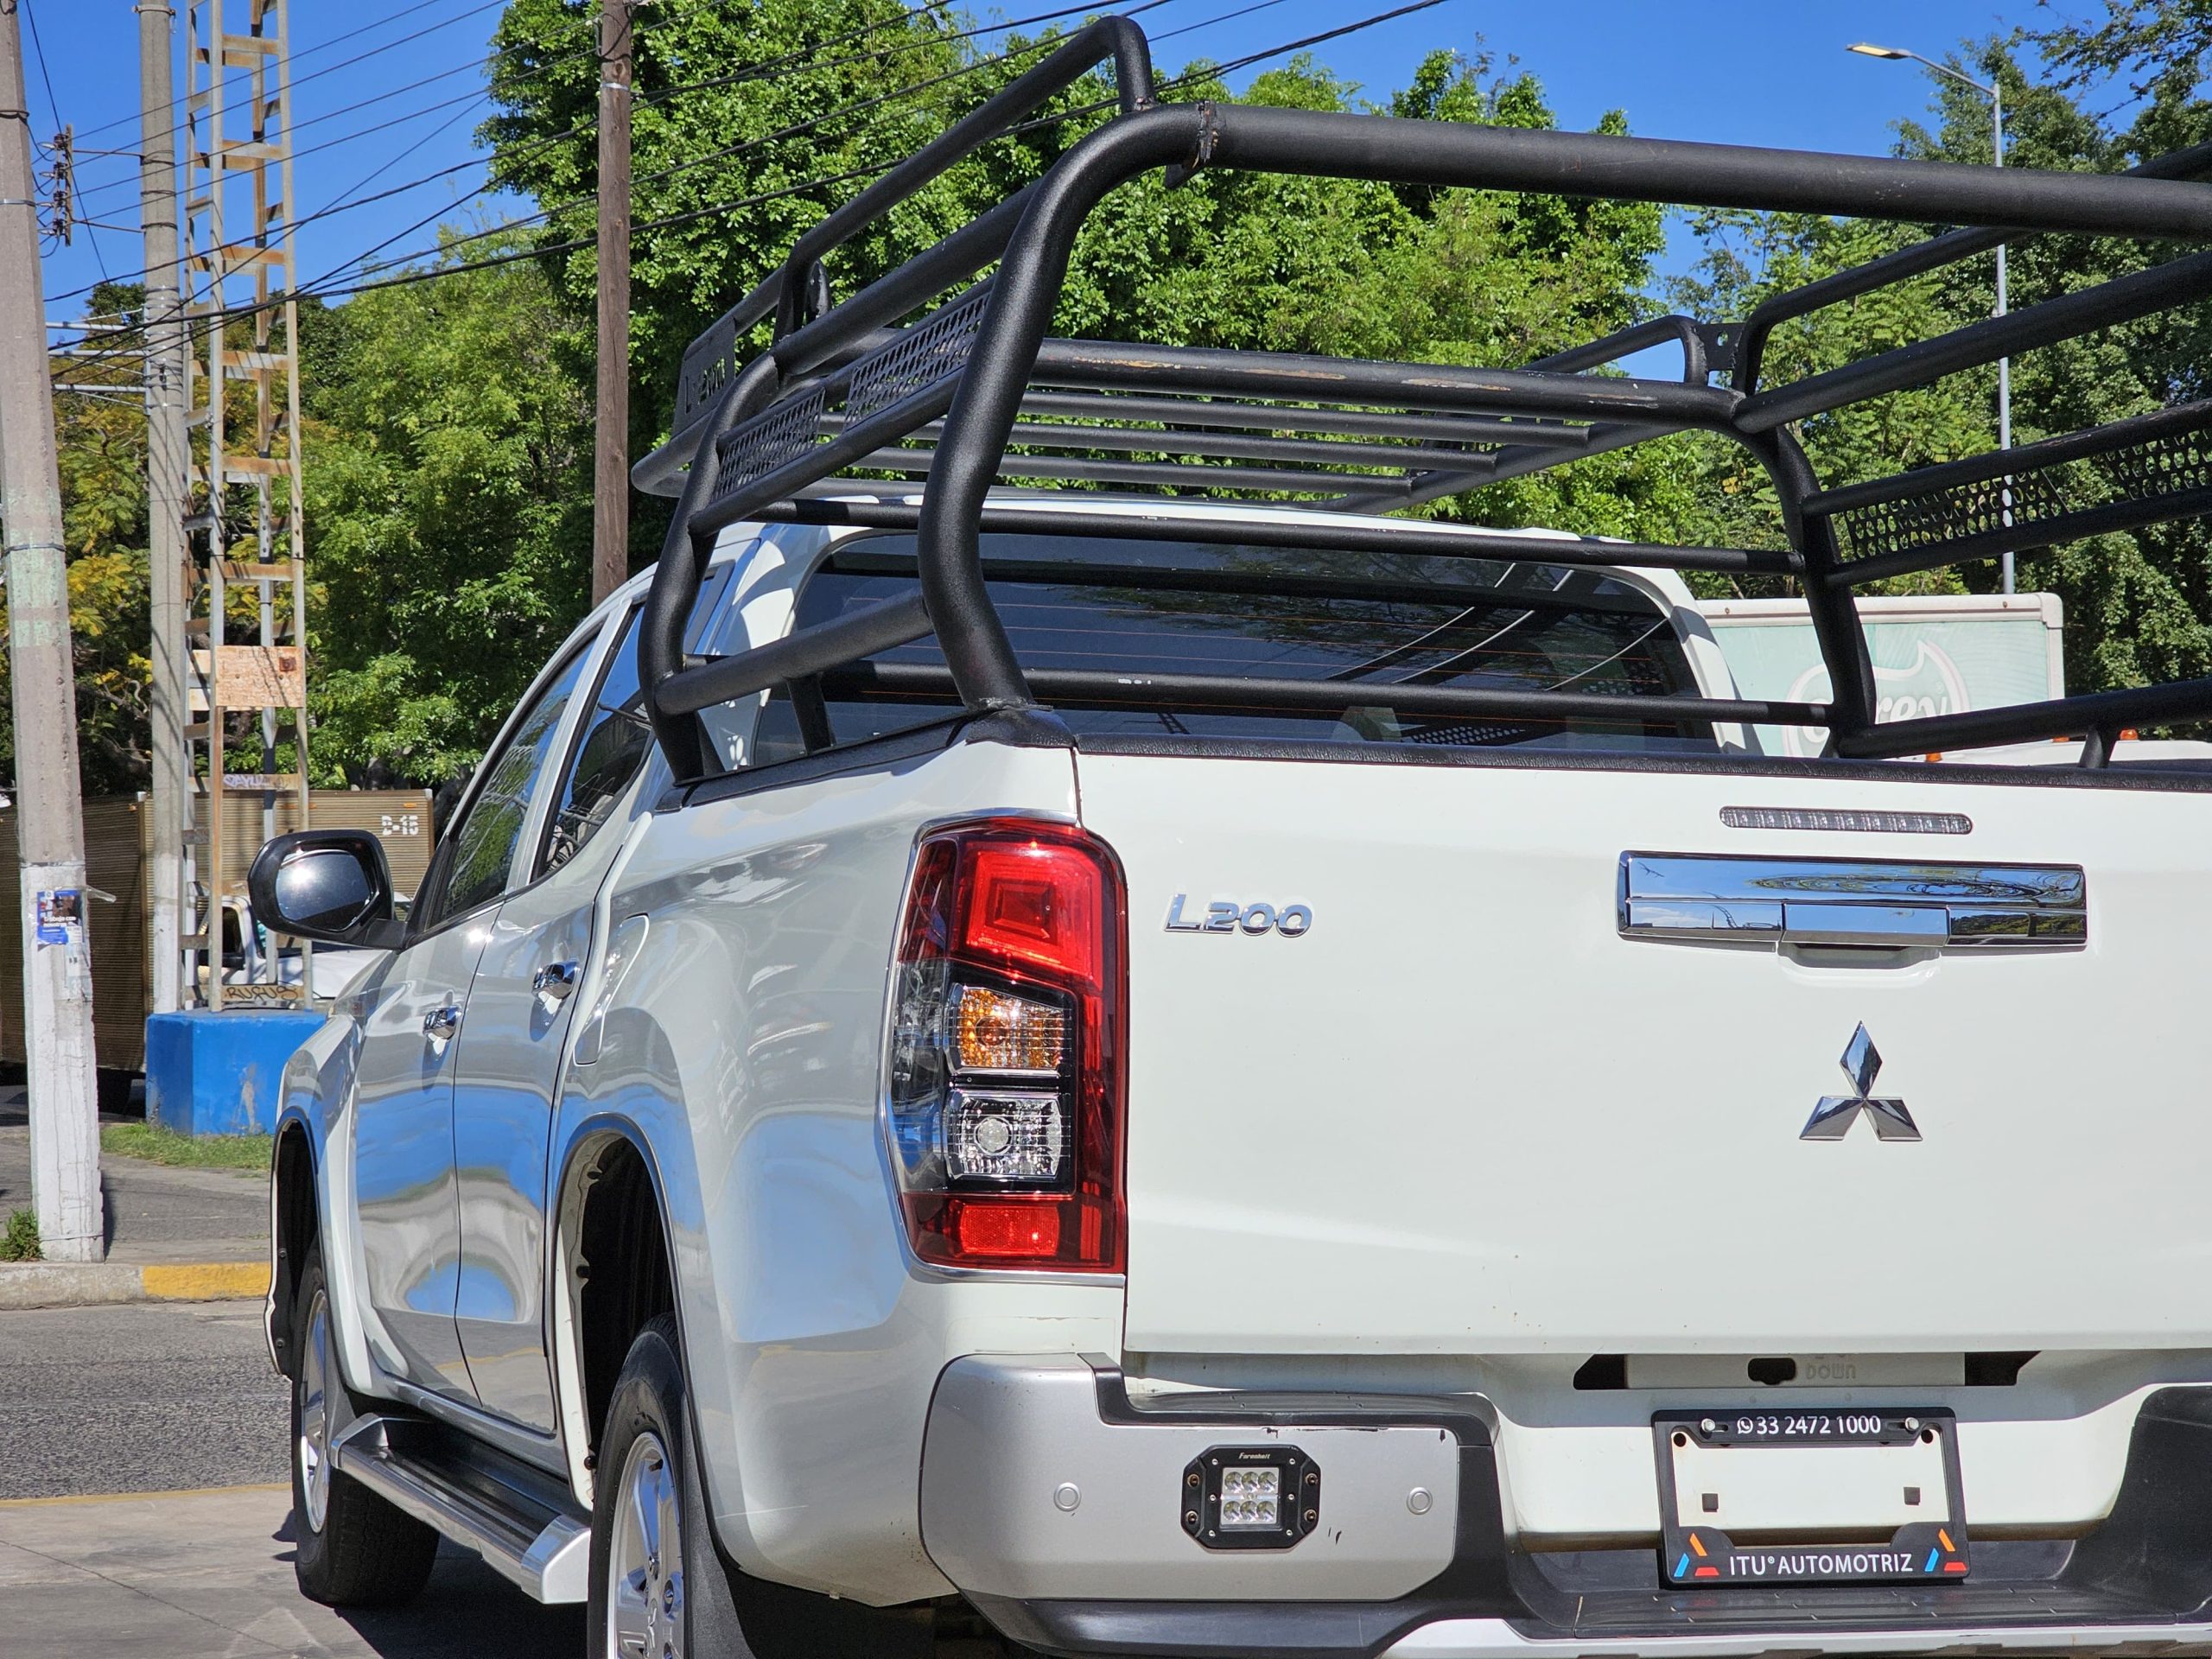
xmin=919 ymin=1357 xmax=2212 ymax=1659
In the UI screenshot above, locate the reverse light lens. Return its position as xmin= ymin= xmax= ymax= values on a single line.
xmin=946 ymin=1088 xmax=1068 ymax=1184
xmin=951 ymin=984 xmax=1066 ymax=1072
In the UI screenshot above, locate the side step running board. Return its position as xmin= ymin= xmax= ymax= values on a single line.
xmin=334 ymin=1415 xmax=590 ymax=1603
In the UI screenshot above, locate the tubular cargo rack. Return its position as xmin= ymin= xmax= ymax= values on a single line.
xmin=630 ymin=15 xmax=2212 ymax=782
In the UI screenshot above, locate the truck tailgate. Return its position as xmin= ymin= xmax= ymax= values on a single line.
xmin=1077 ymin=752 xmax=2212 ymax=1357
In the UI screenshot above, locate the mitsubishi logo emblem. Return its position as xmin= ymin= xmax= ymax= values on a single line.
xmin=1802 ymin=1024 xmax=1920 ymax=1142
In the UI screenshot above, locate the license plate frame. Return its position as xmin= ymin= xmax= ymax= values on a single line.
xmin=1653 ymin=1408 xmax=1970 ymax=1587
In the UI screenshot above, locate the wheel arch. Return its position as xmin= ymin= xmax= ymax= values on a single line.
xmin=549 ymin=1116 xmax=687 ymax=1508
xmin=268 ymin=1109 xmax=320 ymax=1377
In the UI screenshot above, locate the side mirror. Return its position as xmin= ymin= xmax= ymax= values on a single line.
xmin=248 ymin=830 xmax=406 ymax=951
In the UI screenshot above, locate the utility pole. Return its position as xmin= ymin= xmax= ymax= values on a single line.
xmin=1991 ymin=84 xmax=2012 ymax=596
xmin=0 ymin=0 xmax=104 ymax=1262
xmin=594 ymin=0 xmax=634 ymax=605
xmin=139 ymin=0 xmax=188 ymax=1016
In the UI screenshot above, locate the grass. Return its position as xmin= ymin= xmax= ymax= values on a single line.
xmin=1 ymin=1207 xmax=40 ymax=1262
xmin=101 ymin=1121 xmax=274 ymax=1172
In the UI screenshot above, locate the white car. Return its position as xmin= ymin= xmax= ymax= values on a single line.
xmin=251 ymin=19 xmax=2212 ymax=1658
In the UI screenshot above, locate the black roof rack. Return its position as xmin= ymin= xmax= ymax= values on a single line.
xmin=631 ymin=14 xmax=2212 ymax=783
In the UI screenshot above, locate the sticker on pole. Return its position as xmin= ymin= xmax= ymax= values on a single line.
xmin=35 ymin=888 xmax=84 ymax=946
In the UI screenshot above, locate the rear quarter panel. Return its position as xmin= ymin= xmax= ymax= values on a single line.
xmin=559 ymin=735 xmax=1122 ymax=1603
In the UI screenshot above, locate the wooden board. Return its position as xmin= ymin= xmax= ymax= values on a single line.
xmin=213 ymin=644 xmax=305 ymax=709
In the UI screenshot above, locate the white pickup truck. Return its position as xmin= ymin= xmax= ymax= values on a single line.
xmin=251 ymin=19 xmax=2212 ymax=1659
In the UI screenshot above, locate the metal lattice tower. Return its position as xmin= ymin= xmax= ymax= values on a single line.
xmin=182 ymin=0 xmax=309 ymax=1005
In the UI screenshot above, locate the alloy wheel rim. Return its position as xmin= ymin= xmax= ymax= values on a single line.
xmin=607 ymin=1429 xmax=684 ymax=1659
xmin=297 ymin=1289 xmax=334 ymax=1533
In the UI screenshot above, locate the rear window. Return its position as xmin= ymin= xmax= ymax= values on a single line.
xmin=749 ymin=532 xmax=1707 ymax=766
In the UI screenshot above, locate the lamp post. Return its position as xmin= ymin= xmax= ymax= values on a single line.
xmin=1849 ymin=41 xmax=2014 ymax=594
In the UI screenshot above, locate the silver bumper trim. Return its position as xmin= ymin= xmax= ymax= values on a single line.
xmin=1386 ymin=1617 xmax=2212 ymax=1658
xmin=920 ymin=1354 xmax=1467 ymax=1603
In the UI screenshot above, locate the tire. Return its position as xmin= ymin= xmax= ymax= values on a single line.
xmin=588 ymin=1315 xmax=756 ymax=1659
xmin=288 ymin=1241 xmax=439 ymax=1607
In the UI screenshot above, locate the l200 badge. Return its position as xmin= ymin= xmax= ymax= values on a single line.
xmin=1164 ymin=895 xmax=1313 ymax=937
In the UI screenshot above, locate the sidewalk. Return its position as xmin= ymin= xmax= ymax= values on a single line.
xmin=0 ymin=1085 xmax=270 ymax=1309
xmin=0 ymin=1485 xmax=582 ymax=1658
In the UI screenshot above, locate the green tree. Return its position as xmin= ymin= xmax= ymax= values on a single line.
xmin=301 ymin=235 xmax=593 ymax=785
xmin=2022 ymin=0 xmax=2211 ymax=101
xmin=1669 ymin=39 xmax=2212 ymax=690
xmin=483 ymin=0 xmax=976 ymax=453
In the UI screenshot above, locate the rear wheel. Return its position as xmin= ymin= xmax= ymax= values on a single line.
xmin=288 ymin=1243 xmax=439 ymax=1606
xmin=590 ymin=1316 xmax=753 ymax=1659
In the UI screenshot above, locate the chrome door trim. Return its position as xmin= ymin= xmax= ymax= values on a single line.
xmin=1618 ymin=853 xmax=2087 ymax=950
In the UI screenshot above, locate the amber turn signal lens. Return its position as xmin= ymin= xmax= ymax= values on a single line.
xmin=950 ymin=984 xmax=1066 ymax=1073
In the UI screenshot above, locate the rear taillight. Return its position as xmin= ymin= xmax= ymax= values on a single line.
xmin=885 ymin=819 xmax=1125 ymax=1272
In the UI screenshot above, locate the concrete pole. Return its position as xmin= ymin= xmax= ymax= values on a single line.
xmin=1992 ymin=86 xmax=2014 ymax=596
xmin=593 ymin=0 xmax=633 ymax=605
xmin=138 ymin=0 xmax=188 ymax=1016
xmin=0 ymin=0 xmax=104 ymax=1262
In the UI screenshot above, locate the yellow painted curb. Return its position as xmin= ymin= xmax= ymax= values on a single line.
xmin=139 ymin=1262 xmax=268 ymax=1300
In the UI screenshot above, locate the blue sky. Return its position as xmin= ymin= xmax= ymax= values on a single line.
xmin=29 ymin=0 xmax=2054 ymax=327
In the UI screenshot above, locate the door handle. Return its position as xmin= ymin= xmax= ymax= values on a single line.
xmin=423 ymin=1003 xmax=461 ymax=1042
xmin=532 ymin=960 xmax=581 ymax=1002
xmin=1618 ymin=854 xmax=2087 ymax=950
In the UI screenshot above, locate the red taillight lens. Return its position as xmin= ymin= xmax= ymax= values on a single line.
xmin=959 ymin=842 xmax=1104 ymax=983
xmin=885 ymin=820 xmax=1125 ymax=1273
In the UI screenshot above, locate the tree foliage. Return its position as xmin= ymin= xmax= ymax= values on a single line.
xmin=1668 ymin=37 xmax=2212 ymax=696
xmin=301 ymin=235 xmax=593 ymax=784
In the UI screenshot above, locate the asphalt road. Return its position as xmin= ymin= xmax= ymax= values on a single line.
xmin=0 ymin=1298 xmax=584 ymax=1656
xmin=0 ymin=1300 xmax=288 ymax=1499
xmin=0 ymin=1300 xmax=1009 ymax=1656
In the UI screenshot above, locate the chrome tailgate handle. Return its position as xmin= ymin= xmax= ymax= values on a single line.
xmin=1620 ymin=855 xmax=2086 ymax=950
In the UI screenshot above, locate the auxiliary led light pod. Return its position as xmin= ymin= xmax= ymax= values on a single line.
xmin=1182 ymin=1446 xmax=1320 ymax=1550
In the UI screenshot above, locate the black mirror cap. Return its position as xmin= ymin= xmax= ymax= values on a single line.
xmin=247 ymin=830 xmax=406 ymax=951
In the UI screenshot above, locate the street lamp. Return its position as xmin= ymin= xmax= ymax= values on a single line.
xmin=1848 ymin=41 xmax=2015 ymax=594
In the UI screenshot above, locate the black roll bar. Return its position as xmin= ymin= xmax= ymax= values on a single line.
xmin=635 ymin=14 xmax=2212 ymax=781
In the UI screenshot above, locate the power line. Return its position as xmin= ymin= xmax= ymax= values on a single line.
xmin=267 ymin=0 xmax=1183 ymax=307
xmin=18 ymin=0 xmax=57 ymax=126
xmin=626 ymin=0 xmax=1153 ymax=114
xmin=47 ymin=41 xmax=607 ymax=305
xmin=56 ymin=0 xmax=1457 ymax=378
xmin=495 ymin=0 xmax=1181 ymax=256
xmin=69 ymin=0 xmax=1172 ymax=255
xmin=67 ymin=0 xmax=579 ymax=154
xmin=71 ymin=35 xmax=601 ymax=208
xmin=20 ymin=0 xmax=110 ymax=279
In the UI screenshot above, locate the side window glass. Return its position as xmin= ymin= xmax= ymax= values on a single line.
xmin=542 ymin=613 xmax=646 ymax=877
xmin=419 ymin=642 xmax=594 ymax=930
xmin=541 ymin=565 xmax=734 ymax=876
